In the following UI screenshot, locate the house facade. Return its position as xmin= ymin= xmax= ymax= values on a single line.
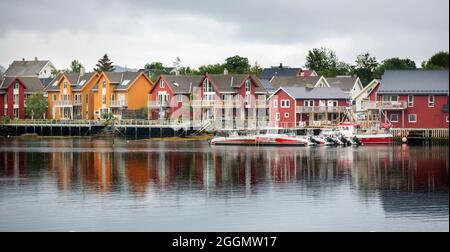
xmin=268 ymin=87 xmax=350 ymax=128
xmin=45 ymin=71 xmax=99 ymax=120
xmin=148 ymin=75 xmax=202 ymax=120
xmin=370 ymin=70 xmax=449 ymax=129
xmin=191 ymin=74 xmax=269 ymax=129
xmin=0 ymin=77 xmax=45 ymax=119
xmin=92 ymin=71 xmax=153 ymax=120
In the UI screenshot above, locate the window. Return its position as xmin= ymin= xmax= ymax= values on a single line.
xmin=245 ymin=95 xmax=251 ymax=105
xmin=408 ymin=114 xmax=417 ymax=123
xmin=102 ymin=81 xmax=106 ymax=89
xmin=273 ymin=99 xmax=278 ymax=108
xmin=245 ymin=79 xmax=251 ymax=92
xmin=102 ymin=95 xmax=106 ymax=105
xmin=304 ymin=100 xmax=314 ymax=107
xmin=14 ymin=108 xmax=19 ymax=118
xmin=408 ymin=95 xmax=414 ymax=107
xmin=390 ymin=114 xmax=399 ymax=122
xmin=328 ymin=100 xmax=338 ymax=107
xmin=14 ymin=95 xmax=19 ymax=105
xmin=177 ymin=95 xmax=183 ymax=102
xmin=14 ymin=80 xmax=19 ymax=89
xmin=319 ymin=100 xmax=326 ymax=107
xmin=281 ymin=100 xmax=290 ymax=108
xmin=284 ymin=113 xmax=289 ymax=118
xmin=276 ymin=113 xmax=280 ymax=121
xmin=428 ymin=95 xmax=434 ymax=107
xmin=86 ymin=95 xmax=89 ymax=104
xmin=63 ymin=81 xmax=67 ymax=89
xmin=383 ymin=95 xmax=398 ymax=102
xmin=204 ymin=79 xmax=214 ymax=93
xmin=160 ymin=79 xmax=165 ymax=88
xmin=446 ymin=116 xmax=449 ymax=123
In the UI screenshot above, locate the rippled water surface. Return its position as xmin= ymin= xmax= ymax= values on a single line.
xmin=0 ymin=138 xmax=448 ymax=231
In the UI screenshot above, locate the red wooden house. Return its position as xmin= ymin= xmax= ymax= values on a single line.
xmin=0 ymin=76 xmax=45 ymax=119
xmin=148 ymin=75 xmax=203 ymax=120
xmin=192 ymin=74 xmax=269 ymax=128
xmin=375 ymin=70 xmax=449 ymax=129
xmin=268 ymin=86 xmax=350 ymax=128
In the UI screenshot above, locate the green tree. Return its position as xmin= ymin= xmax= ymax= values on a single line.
xmin=305 ymin=47 xmax=347 ymax=77
xmin=145 ymin=62 xmax=167 ymax=80
xmin=94 ymin=54 xmax=115 ymax=72
xmin=422 ymin=51 xmax=449 ymax=69
xmin=250 ymin=61 xmax=263 ymax=75
xmin=376 ymin=57 xmax=416 ymax=77
xmin=24 ymin=92 xmax=47 ymax=119
xmin=352 ymin=52 xmax=379 ymax=86
xmin=196 ymin=64 xmax=226 ymax=75
xmin=70 ymin=60 xmax=84 ymax=73
xmin=224 ymin=55 xmax=250 ymax=74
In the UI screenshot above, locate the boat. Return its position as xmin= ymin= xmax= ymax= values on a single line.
xmin=210 ymin=129 xmax=315 ymax=146
xmin=336 ymin=122 xmax=393 ymax=144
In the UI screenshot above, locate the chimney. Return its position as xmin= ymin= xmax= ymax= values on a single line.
xmin=223 ymin=68 xmax=228 ymax=75
xmin=279 ymin=63 xmax=283 ymax=69
xmin=305 ymin=83 xmax=314 ymax=89
xmin=80 ymin=66 xmax=85 ymax=77
xmin=34 ymin=57 xmax=38 ymax=61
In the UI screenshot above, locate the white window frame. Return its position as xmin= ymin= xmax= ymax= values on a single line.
xmin=276 ymin=113 xmax=280 ymax=121
xmin=446 ymin=116 xmax=449 ymax=123
xmin=408 ymin=114 xmax=417 ymax=123
xmin=177 ymin=95 xmax=183 ymax=103
xmin=428 ymin=95 xmax=434 ymax=107
xmin=281 ymin=99 xmax=291 ymax=108
xmin=284 ymin=112 xmax=289 ymax=118
xmin=14 ymin=81 xmax=19 ymax=90
xmin=390 ymin=114 xmax=399 ymax=123
xmin=273 ymin=99 xmax=278 ymax=108
xmin=408 ymin=95 xmax=414 ymax=107
xmin=160 ymin=79 xmax=165 ymax=88
xmin=304 ymin=100 xmax=314 ymax=107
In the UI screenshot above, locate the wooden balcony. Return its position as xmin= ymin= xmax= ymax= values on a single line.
xmin=296 ymin=106 xmax=347 ymax=113
xmin=110 ymin=100 xmax=128 ymax=108
xmin=148 ymin=101 xmax=170 ymax=108
xmin=54 ymin=100 xmax=73 ymax=107
xmin=361 ymin=101 xmax=407 ymax=110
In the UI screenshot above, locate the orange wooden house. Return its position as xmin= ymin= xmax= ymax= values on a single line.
xmin=45 ymin=71 xmax=100 ymax=120
xmin=91 ymin=71 xmax=153 ymax=120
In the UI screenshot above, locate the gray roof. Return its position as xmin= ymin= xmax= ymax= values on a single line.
xmin=46 ymin=72 xmax=97 ymax=91
xmin=206 ymin=74 xmax=267 ymax=93
xmin=260 ymin=67 xmax=301 ymax=80
xmin=105 ymin=71 xmax=142 ymax=90
xmin=378 ymin=70 xmax=449 ymax=95
xmin=0 ymin=76 xmax=45 ymax=92
xmin=4 ymin=60 xmax=50 ymax=76
xmin=281 ymin=86 xmax=349 ymax=100
xmin=326 ymin=76 xmax=359 ymax=92
xmin=162 ymin=75 xmax=203 ymax=94
xmin=0 ymin=65 xmax=5 ymax=74
xmin=260 ymin=79 xmax=275 ymax=92
xmin=270 ymin=76 xmax=323 ymax=89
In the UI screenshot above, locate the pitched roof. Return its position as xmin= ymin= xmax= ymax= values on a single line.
xmin=104 ymin=71 xmax=143 ymax=90
xmin=46 ymin=72 xmax=97 ymax=91
xmin=270 ymin=76 xmax=323 ymax=89
xmin=162 ymin=75 xmax=203 ymax=94
xmin=260 ymin=67 xmax=301 ymax=80
xmin=206 ymin=74 xmax=267 ymax=93
xmin=300 ymin=69 xmax=317 ymax=77
xmin=4 ymin=60 xmax=51 ymax=76
xmin=0 ymin=76 xmax=45 ymax=92
xmin=326 ymin=76 xmax=360 ymax=92
xmin=378 ymin=70 xmax=449 ymax=95
xmin=280 ymin=86 xmax=349 ymax=100
xmin=260 ymin=79 xmax=275 ymax=92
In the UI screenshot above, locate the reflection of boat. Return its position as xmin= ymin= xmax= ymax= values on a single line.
xmin=210 ymin=131 xmax=314 ymax=146
xmin=337 ymin=122 xmax=393 ymax=144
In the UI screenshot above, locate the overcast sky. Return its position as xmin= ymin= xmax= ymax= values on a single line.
xmin=0 ymin=0 xmax=448 ymax=71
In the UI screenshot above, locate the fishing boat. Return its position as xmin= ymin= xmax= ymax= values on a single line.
xmin=210 ymin=129 xmax=314 ymax=146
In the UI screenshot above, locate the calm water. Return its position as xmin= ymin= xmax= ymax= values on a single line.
xmin=0 ymin=138 xmax=448 ymax=232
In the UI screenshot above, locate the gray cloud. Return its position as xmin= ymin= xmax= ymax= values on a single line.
xmin=0 ymin=0 xmax=448 ymax=70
